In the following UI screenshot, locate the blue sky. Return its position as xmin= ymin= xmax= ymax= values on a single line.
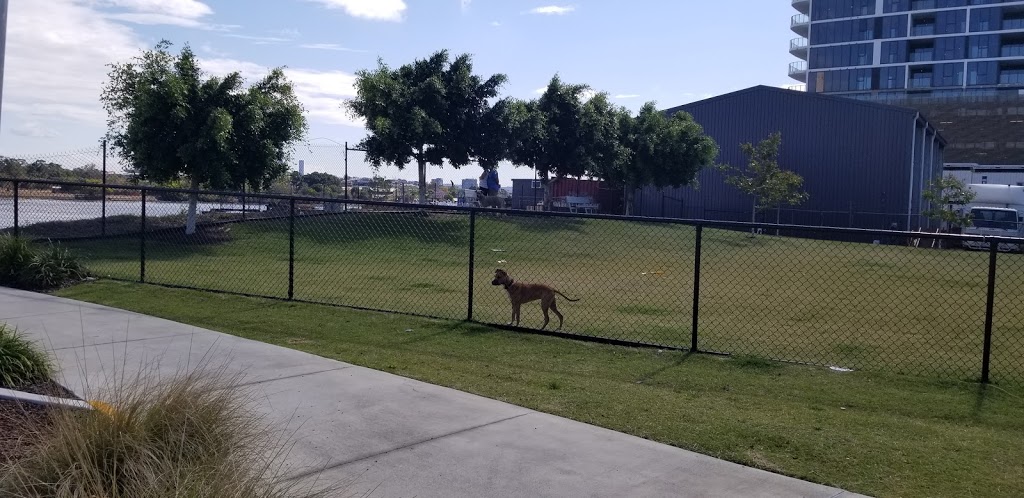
xmin=1 ymin=0 xmax=798 ymax=184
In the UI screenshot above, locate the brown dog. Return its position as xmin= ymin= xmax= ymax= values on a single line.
xmin=491 ymin=269 xmax=580 ymax=330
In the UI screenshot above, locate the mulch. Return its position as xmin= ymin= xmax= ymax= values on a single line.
xmin=0 ymin=379 xmax=80 ymax=464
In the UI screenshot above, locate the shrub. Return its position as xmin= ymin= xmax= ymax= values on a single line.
xmin=0 ymin=324 xmax=53 ymax=389
xmin=0 ymin=235 xmax=34 ymax=288
xmin=0 ymin=237 xmax=89 ymax=291
xmin=27 ymin=243 xmax=89 ymax=290
xmin=0 ymin=366 xmax=337 ymax=497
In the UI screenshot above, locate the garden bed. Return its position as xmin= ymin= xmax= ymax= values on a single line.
xmin=0 ymin=379 xmax=81 ymax=464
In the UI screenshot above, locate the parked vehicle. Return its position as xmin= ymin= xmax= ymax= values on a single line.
xmin=962 ymin=184 xmax=1024 ymax=252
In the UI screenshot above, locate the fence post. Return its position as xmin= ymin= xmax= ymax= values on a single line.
xmin=691 ymin=225 xmax=703 ymax=352
xmin=467 ymin=210 xmax=477 ymax=321
xmin=982 ymin=240 xmax=998 ymax=383
xmin=12 ymin=180 xmax=19 ymax=238
xmin=140 ymin=190 xmax=146 ymax=283
xmin=288 ymin=198 xmax=296 ymax=300
xmin=101 ymin=139 xmax=107 ymax=236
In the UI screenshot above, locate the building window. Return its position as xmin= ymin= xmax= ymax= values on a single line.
xmin=982 ymin=176 xmax=989 ymax=184
xmin=1000 ymin=68 xmax=1024 ymax=85
xmin=969 ymin=34 xmax=998 ymax=58
xmin=967 ymin=61 xmax=998 ymax=86
xmin=970 ymin=7 xmax=999 ymax=33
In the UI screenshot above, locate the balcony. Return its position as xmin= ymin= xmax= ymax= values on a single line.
xmin=789 ymin=61 xmax=808 ymax=83
xmin=792 ymin=0 xmax=810 ymax=15
xmin=790 ymin=37 xmax=809 ymax=59
xmin=791 ymin=14 xmax=809 ymax=36
xmin=910 ymin=76 xmax=933 ymax=89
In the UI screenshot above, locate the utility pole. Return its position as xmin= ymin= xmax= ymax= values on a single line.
xmin=0 ymin=0 xmax=9 ymax=132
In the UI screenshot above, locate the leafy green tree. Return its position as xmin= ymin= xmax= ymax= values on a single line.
xmin=586 ymin=103 xmax=717 ymax=215
xmin=102 ymin=41 xmax=307 ymax=234
xmin=719 ymin=132 xmax=808 ymax=229
xmin=0 ymin=158 xmax=27 ymax=178
xmin=534 ymin=76 xmax=590 ymax=209
xmin=923 ymin=175 xmax=976 ymax=231
xmin=346 ymin=50 xmax=507 ymax=204
xmin=25 ymin=161 xmax=67 ymax=181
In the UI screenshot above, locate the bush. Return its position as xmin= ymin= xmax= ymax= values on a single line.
xmin=0 ymin=235 xmax=34 ymax=288
xmin=0 ymin=324 xmax=53 ymax=389
xmin=0 ymin=236 xmax=89 ymax=291
xmin=0 ymin=366 xmax=336 ymax=497
xmin=27 ymin=243 xmax=89 ymax=290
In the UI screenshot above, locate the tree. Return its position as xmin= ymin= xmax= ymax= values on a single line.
xmin=587 ymin=103 xmax=718 ymax=215
xmin=502 ymin=98 xmax=547 ymax=201
xmin=534 ymin=76 xmax=591 ymax=209
xmin=346 ymin=50 xmax=507 ymax=204
xmin=719 ymin=132 xmax=808 ymax=231
xmin=923 ymin=175 xmax=976 ymax=231
xmin=0 ymin=158 xmax=26 ymax=178
xmin=102 ymin=41 xmax=307 ymax=235
xmin=368 ymin=175 xmax=394 ymax=201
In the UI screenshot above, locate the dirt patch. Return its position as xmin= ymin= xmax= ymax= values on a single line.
xmin=0 ymin=379 xmax=80 ymax=464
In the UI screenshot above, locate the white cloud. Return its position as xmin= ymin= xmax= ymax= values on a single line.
xmin=95 ymin=0 xmax=235 ymax=29
xmin=225 ymin=34 xmax=293 ymax=43
xmin=10 ymin=122 xmax=62 ymax=139
xmin=490 ymin=21 xmax=502 ymax=27
xmin=461 ymin=0 xmax=472 ymax=11
xmin=3 ymin=0 xmax=143 ymax=131
xmin=307 ymin=0 xmax=407 ymax=21
xmin=527 ymin=5 xmax=575 ymax=15
xmin=200 ymin=58 xmax=363 ymax=128
xmin=613 ymin=94 xmax=641 ymax=99
xmin=100 ymin=0 xmax=213 ymax=19
xmin=299 ymin=43 xmax=365 ymax=52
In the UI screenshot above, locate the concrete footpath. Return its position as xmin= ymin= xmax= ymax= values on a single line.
xmin=0 ymin=287 xmax=868 ymax=498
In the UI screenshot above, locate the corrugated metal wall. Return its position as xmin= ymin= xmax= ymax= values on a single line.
xmin=638 ymin=86 xmax=945 ymax=231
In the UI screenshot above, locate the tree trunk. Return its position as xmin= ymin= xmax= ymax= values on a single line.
xmin=541 ymin=171 xmax=553 ymax=211
xmin=749 ymin=201 xmax=757 ymax=237
xmin=623 ymin=184 xmax=631 ymax=216
xmin=776 ymin=206 xmax=781 ymax=236
xmin=185 ymin=176 xmax=200 ymax=236
xmin=417 ymin=156 xmax=427 ymax=205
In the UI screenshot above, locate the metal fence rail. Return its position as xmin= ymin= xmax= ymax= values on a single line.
xmin=3 ymin=178 xmax=1022 ymax=385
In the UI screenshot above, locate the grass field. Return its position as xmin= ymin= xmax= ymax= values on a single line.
xmin=55 ymin=281 xmax=1024 ymax=498
xmin=58 ymin=211 xmax=1024 ymax=383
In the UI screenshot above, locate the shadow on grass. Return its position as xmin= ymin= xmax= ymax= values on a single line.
xmin=635 ymin=351 xmax=696 ymax=384
xmin=482 ymin=215 xmax=589 ymax=235
xmin=277 ymin=211 xmax=470 ymax=248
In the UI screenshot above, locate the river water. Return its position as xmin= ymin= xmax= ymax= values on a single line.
xmin=0 ymin=198 xmax=264 ymax=230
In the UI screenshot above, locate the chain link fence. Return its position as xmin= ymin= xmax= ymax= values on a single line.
xmin=4 ymin=178 xmax=1023 ymax=385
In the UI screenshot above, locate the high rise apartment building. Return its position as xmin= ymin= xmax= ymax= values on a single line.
xmin=790 ymin=0 xmax=1024 ymax=97
xmin=789 ymin=0 xmax=1024 ymax=165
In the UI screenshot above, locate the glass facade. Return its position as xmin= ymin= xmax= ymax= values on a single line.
xmin=791 ymin=0 xmax=1024 ymax=96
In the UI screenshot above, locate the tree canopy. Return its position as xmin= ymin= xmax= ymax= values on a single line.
xmin=346 ymin=50 xmax=507 ymax=204
xmin=923 ymin=175 xmax=977 ymax=230
xmin=720 ymin=132 xmax=809 ymax=225
xmin=101 ymin=40 xmax=307 ymax=234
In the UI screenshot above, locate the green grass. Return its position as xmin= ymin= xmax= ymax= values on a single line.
xmin=56 ymin=281 xmax=1024 ymax=498
xmin=57 ymin=211 xmax=1024 ymax=382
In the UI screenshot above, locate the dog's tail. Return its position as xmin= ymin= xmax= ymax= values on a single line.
xmin=555 ymin=290 xmax=581 ymax=302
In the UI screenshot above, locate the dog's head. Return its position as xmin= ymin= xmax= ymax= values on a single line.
xmin=491 ymin=269 xmax=511 ymax=287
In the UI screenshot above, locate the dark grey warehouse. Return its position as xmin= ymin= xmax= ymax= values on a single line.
xmin=634 ymin=86 xmax=945 ymax=231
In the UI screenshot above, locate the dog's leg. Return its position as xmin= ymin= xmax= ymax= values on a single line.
xmin=512 ymin=302 xmax=522 ymax=327
xmin=540 ymin=299 xmax=551 ymax=330
xmin=550 ymin=299 xmax=564 ymax=330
